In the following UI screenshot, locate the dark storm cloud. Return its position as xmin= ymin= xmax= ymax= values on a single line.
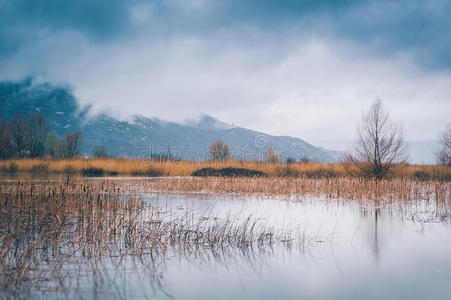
xmin=0 ymin=0 xmax=450 ymax=142
xmin=1 ymin=0 xmax=451 ymax=69
xmin=335 ymin=0 xmax=451 ymax=70
xmin=0 ymin=0 xmax=128 ymax=56
xmin=220 ymin=0 xmax=451 ymax=70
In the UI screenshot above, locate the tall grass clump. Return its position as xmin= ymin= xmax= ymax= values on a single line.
xmin=1 ymin=162 xmax=18 ymax=175
xmin=0 ymin=177 xmax=299 ymax=297
xmin=149 ymin=177 xmax=451 ymax=205
xmin=81 ymin=166 xmax=104 ymax=177
xmin=30 ymin=163 xmax=49 ymax=177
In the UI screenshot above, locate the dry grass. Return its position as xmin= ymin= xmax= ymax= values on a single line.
xmin=147 ymin=177 xmax=451 ymax=204
xmin=0 ymin=177 xmax=300 ymax=297
xmin=0 ymin=158 xmax=450 ymax=180
xmin=0 ymin=173 xmax=449 ymax=297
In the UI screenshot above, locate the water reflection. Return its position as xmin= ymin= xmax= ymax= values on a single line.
xmin=362 ymin=208 xmax=382 ymax=261
xmin=0 ymin=177 xmax=450 ymax=299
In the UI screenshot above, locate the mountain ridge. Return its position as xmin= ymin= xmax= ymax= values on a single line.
xmin=1 ymin=78 xmax=342 ymax=162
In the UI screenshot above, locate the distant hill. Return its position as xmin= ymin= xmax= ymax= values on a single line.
xmin=406 ymin=141 xmax=441 ymax=165
xmin=0 ymin=78 xmax=90 ymax=136
xmin=0 ymin=78 xmax=342 ymax=162
xmin=310 ymin=139 xmax=441 ymax=165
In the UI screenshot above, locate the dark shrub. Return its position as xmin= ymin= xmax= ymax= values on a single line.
xmin=31 ymin=163 xmax=49 ymax=177
xmin=1 ymin=163 xmax=18 ymax=174
xmin=191 ymin=167 xmax=218 ymax=176
xmin=92 ymin=146 xmax=109 ymax=158
xmin=81 ymin=167 xmax=104 ymax=177
xmin=145 ymin=168 xmax=164 ymax=177
xmin=299 ymin=157 xmax=311 ymax=164
xmin=109 ymin=171 xmax=119 ymax=176
xmin=192 ymin=167 xmax=267 ymax=177
xmin=62 ymin=165 xmax=76 ymax=175
xmin=275 ymin=165 xmax=300 ymax=177
xmin=286 ymin=157 xmax=296 ymax=164
xmin=430 ymin=168 xmax=451 ymax=182
xmin=220 ymin=167 xmax=267 ymax=177
xmin=8 ymin=163 xmax=18 ymax=174
xmin=412 ymin=170 xmax=431 ymax=181
xmin=131 ymin=167 xmax=164 ymax=177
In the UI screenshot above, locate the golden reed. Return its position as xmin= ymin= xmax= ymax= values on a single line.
xmin=0 ymin=158 xmax=449 ymax=180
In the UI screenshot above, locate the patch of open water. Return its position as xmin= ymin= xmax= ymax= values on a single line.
xmin=116 ymin=191 xmax=451 ymax=299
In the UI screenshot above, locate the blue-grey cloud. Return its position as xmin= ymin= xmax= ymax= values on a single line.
xmin=0 ymin=0 xmax=128 ymax=57
xmin=1 ymin=0 xmax=451 ymax=69
xmin=0 ymin=0 xmax=450 ymax=143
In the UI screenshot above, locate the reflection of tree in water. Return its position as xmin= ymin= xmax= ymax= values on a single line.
xmin=359 ymin=196 xmax=450 ymax=262
xmin=362 ymin=208 xmax=381 ymax=261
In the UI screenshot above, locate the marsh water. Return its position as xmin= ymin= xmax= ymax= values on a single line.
xmin=126 ymin=192 xmax=451 ymax=300
xmin=1 ymin=177 xmax=451 ymax=299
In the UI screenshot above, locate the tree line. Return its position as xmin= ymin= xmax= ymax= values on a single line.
xmin=209 ymin=140 xmax=282 ymax=163
xmin=2 ymin=103 xmax=449 ymax=180
xmin=0 ymin=113 xmax=83 ymax=159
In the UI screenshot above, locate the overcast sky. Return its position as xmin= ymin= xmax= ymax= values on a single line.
xmin=1 ymin=0 xmax=450 ymax=144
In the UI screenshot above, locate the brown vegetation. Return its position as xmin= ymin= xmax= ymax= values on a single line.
xmin=209 ymin=140 xmax=230 ymax=161
xmin=0 ymin=113 xmax=82 ymax=159
xmin=0 ymin=177 xmax=293 ymax=296
xmin=0 ymin=158 xmax=449 ymax=181
xmin=265 ymin=147 xmax=279 ymax=163
xmin=148 ymin=177 xmax=450 ymax=203
xmin=437 ymin=123 xmax=451 ymax=166
xmin=0 ymin=171 xmax=448 ymax=296
xmin=192 ymin=167 xmax=267 ymax=177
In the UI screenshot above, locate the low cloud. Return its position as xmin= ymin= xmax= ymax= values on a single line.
xmin=1 ymin=0 xmax=450 ymax=142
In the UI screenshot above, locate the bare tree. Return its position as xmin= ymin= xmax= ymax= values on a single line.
xmin=8 ymin=114 xmax=31 ymax=158
xmin=28 ymin=113 xmax=50 ymax=158
xmin=0 ymin=114 xmax=13 ymax=159
xmin=436 ymin=124 xmax=451 ymax=166
xmin=264 ymin=146 xmax=279 ymax=163
xmin=45 ymin=131 xmax=60 ymax=159
xmin=209 ymin=140 xmax=230 ymax=161
xmin=346 ymin=99 xmax=407 ymax=179
xmin=443 ymin=124 xmax=451 ymax=149
xmin=60 ymin=131 xmax=83 ymax=158
xmin=92 ymin=146 xmax=109 ymax=158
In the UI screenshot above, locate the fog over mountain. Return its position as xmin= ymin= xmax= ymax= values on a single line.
xmin=1 ymin=78 xmax=442 ymax=164
xmin=0 ymin=78 xmax=343 ymax=162
xmin=1 ymin=0 xmax=450 ymax=143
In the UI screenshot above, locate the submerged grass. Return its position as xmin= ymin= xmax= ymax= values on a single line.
xmin=0 ymin=158 xmax=450 ymax=180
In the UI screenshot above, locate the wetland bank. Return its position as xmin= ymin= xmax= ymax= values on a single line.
xmin=0 ymin=174 xmax=450 ymax=299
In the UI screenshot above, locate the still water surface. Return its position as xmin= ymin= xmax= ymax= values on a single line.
xmin=111 ymin=190 xmax=451 ymax=300
xmin=3 ymin=177 xmax=450 ymax=299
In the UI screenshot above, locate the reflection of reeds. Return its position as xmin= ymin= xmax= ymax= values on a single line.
xmin=0 ymin=175 xmax=449 ymax=297
xmin=0 ymin=158 xmax=450 ymax=180
xmin=0 ymin=178 xmax=303 ymax=297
